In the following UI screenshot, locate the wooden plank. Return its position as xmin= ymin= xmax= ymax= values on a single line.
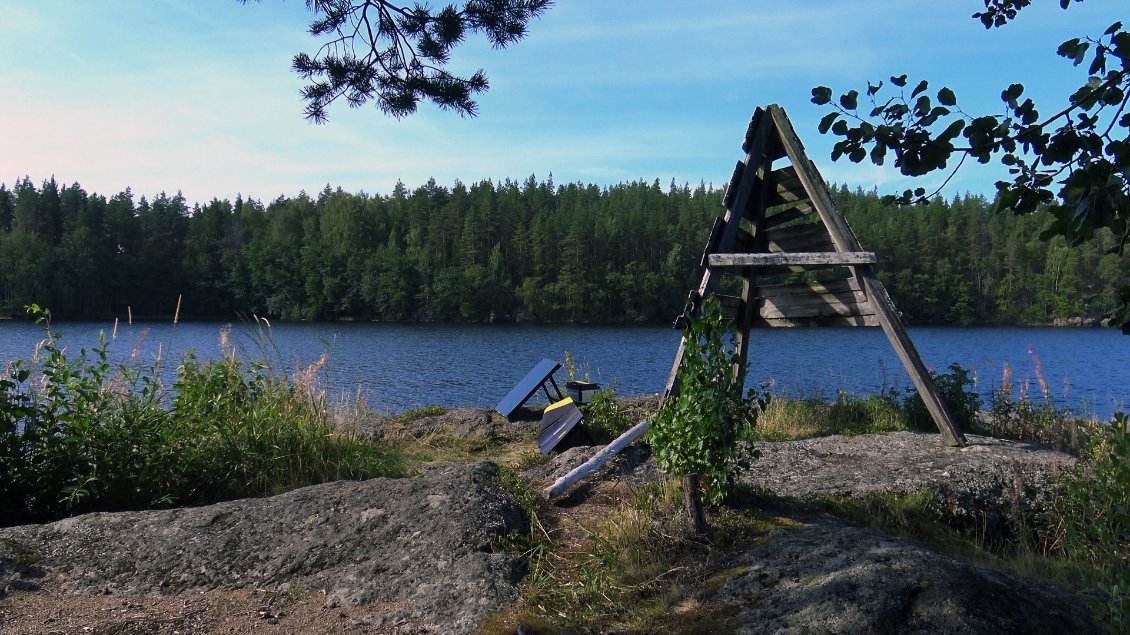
xmin=758 ymin=277 xmax=863 ymax=299
xmin=767 ymin=104 xmax=967 ymax=447
xmin=759 ymin=287 xmax=868 ymax=310
xmin=762 ymin=202 xmax=815 ymax=230
xmin=759 ymin=295 xmax=873 ymax=321
xmin=768 ymin=165 xmax=807 ymax=205
xmin=707 ymin=252 xmax=877 ymax=268
xmin=764 ymin=221 xmax=836 ymax=253
xmin=755 ymin=314 xmax=880 ymax=328
xmin=734 ymin=150 xmax=774 ymax=386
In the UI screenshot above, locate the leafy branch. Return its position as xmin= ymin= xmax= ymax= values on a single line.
xmin=811 ymin=4 xmax=1130 ymax=332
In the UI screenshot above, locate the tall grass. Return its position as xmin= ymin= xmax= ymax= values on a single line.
xmin=0 ymin=308 xmax=403 ymax=527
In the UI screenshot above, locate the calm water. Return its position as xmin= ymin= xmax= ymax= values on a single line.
xmin=0 ymin=320 xmax=1126 ymax=418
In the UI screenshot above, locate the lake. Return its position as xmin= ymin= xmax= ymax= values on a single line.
xmin=0 ymin=320 xmax=1126 ymax=419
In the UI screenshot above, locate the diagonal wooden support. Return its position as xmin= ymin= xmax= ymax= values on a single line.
xmin=664 ymin=107 xmax=772 ymax=400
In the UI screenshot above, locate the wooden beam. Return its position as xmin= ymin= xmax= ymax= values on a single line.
xmin=755 ymin=314 xmax=880 ymax=328
xmin=762 ymin=202 xmax=815 ymax=230
xmin=758 ymin=277 xmax=863 ymax=298
xmin=767 ymin=165 xmax=808 ymax=205
xmin=764 ymin=221 xmax=836 ymax=253
xmin=767 ymin=104 xmax=967 ymax=447
xmin=707 ymin=252 xmax=877 ymax=268
xmin=699 ymin=216 xmax=725 ymax=267
xmin=759 ymin=295 xmax=873 ymax=321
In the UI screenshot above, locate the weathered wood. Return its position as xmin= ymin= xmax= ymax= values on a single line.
xmin=666 ymin=107 xmax=772 ymax=400
xmin=543 ymin=418 xmax=651 ymax=500
xmin=768 ymin=104 xmax=966 ymax=447
xmin=707 ymin=252 xmax=877 ymax=268
xmin=758 ymin=277 xmax=863 ymax=299
xmin=769 ymin=164 xmax=807 ymax=204
xmin=764 ymin=221 xmax=836 ymax=253
xmin=760 ymin=295 xmax=873 ymax=321
xmin=755 ymin=314 xmax=880 ymax=328
xmin=722 ymin=161 xmax=745 ymax=210
xmin=699 ymin=216 xmax=725 ymax=267
xmin=762 ymin=202 xmax=815 ymax=230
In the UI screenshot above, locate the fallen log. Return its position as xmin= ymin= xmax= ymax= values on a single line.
xmin=542 ymin=418 xmax=652 ymax=500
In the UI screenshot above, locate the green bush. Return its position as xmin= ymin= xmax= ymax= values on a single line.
xmin=1056 ymin=413 xmax=1129 ymax=632
xmin=903 ymin=363 xmax=982 ymax=433
xmin=650 ymin=299 xmax=759 ymax=507
xmin=0 ymin=308 xmax=403 ymax=526
xmin=980 ymin=385 xmax=1081 ymax=451
xmin=582 ymin=389 xmax=633 ymax=443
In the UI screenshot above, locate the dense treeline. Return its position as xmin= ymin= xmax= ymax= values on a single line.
xmin=0 ymin=175 xmax=1125 ymax=325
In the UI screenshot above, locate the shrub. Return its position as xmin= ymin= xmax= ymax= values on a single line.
xmin=0 ymin=308 xmax=403 ymax=526
xmin=1055 ymin=413 xmax=1129 ymax=632
xmin=650 ymin=298 xmax=759 ymax=530
xmin=903 ymin=363 xmax=982 ymax=433
xmin=582 ymin=389 xmax=634 ymax=443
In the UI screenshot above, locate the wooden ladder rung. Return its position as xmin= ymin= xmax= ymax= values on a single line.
xmin=706 ymin=252 xmax=876 ymax=268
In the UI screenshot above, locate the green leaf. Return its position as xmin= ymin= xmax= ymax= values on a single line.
xmin=840 ymin=90 xmax=859 ymax=110
xmin=940 ymin=118 xmax=966 ymax=141
xmin=1002 ymin=83 xmax=1025 ymax=105
xmin=811 ymin=86 xmax=833 ymax=105
xmin=870 ymin=143 xmax=887 ymax=166
xmin=937 ymin=87 xmax=957 ymax=106
xmin=1073 ymin=41 xmax=1090 ymax=66
xmin=1057 ymin=37 xmax=1082 ymax=59
xmin=818 ymin=112 xmax=839 ymax=134
xmin=911 ymin=80 xmax=929 ymax=97
xmin=890 ymin=74 xmax=908 ymax=87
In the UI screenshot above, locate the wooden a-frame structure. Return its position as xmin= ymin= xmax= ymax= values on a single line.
xmin=664 ymin=104 xmax=965 ymax=446
xmin=544 ymin=105 xmax=964 ymax=500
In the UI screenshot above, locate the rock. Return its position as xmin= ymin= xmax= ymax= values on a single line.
xmin=529 ymin=432 xmax=1073 ymax=535
xmin=360 ymin=407 xmax=524 ymax=440
xmin=0 ymin=462 xmax=527 ymax=635
xmin=719 ymin=517 xmax=1094 ymax=634
xmin=744 ymin=432 xmax=1074 ymax=534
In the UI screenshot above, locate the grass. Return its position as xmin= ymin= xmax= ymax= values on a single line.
xmin=479 ymin=478 xmax=791 ymax=634
xmin=755 ymin=391 xmax=913 ymax=440
xmin=0 ymin=309 xmax=405 ymax=526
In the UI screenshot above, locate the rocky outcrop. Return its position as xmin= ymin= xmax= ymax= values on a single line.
xmin=0 ymin=428 xmax=1092 ymax=633
xmin=743 ymin=432 xmax=1075 ymax=532
xmin=358 ymin=407 xmax=536 ymax=441
xmin=720 ymin=517 xmax=1095 ymax=634
xmin=0 ymin=462 xmax=527 ymax=634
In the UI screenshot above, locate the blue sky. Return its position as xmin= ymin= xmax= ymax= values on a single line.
xmin=1 ymin=1 xmax=1124 ymax=206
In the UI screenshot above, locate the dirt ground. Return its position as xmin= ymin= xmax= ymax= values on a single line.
xmin=0 ymin=586 xmax=428 ymax=634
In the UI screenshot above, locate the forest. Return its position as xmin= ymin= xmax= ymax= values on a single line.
xmin=0 ymin=175 xmax=1126 ymax=326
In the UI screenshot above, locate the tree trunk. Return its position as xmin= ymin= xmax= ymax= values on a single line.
xmin=682 ymin=473 xmax=709 ymax=535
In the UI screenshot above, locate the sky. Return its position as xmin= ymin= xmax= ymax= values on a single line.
xmin=1 ymin=0 xmax=1125 ymax=207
